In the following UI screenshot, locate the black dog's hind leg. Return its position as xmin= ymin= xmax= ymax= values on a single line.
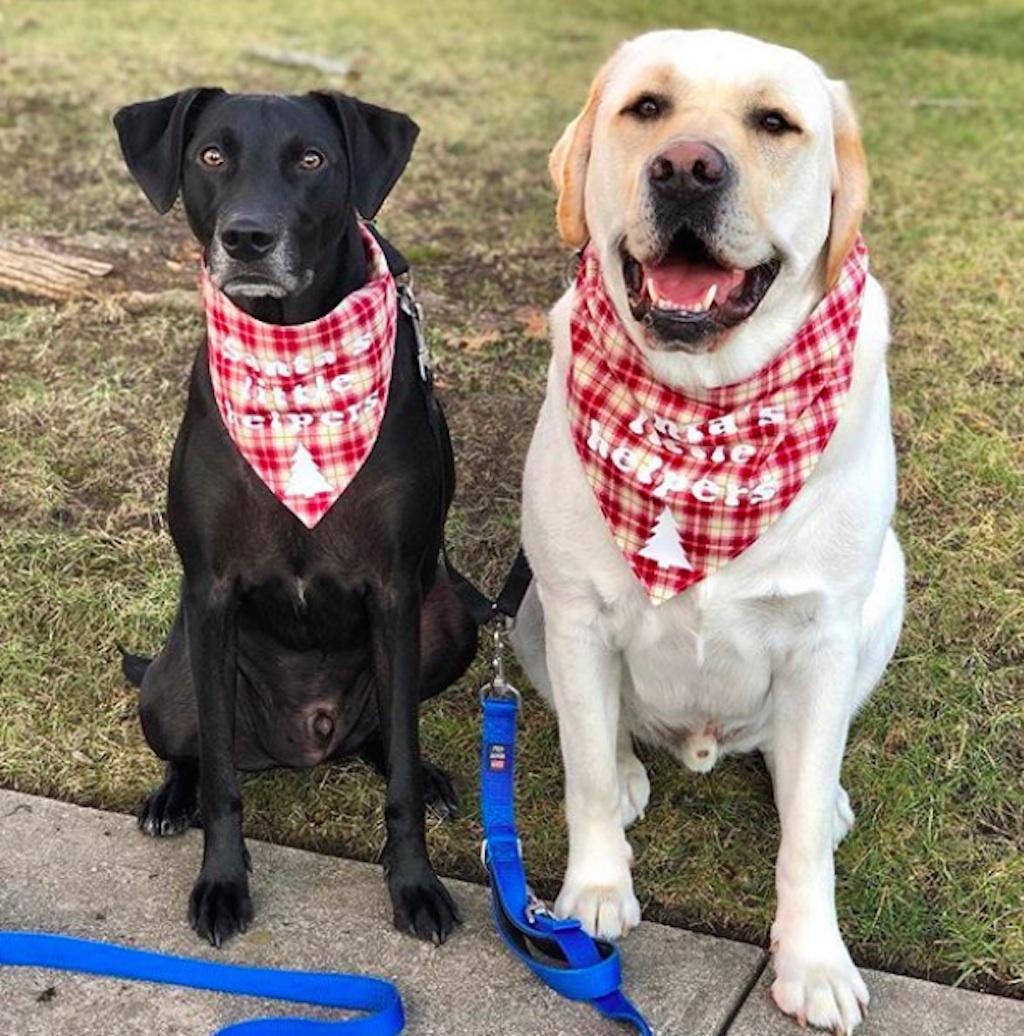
xmin=184 ymin=579 xmax=253 ymax=947
xmin=139 ymin=759 xmax=199 ymax=836
xmin=359 ymin=736 xmax=459 ymax=820
xmin=360 ymin=575 xmax=479 ymax=819
xmin=360 ymin=567 xmax=477 ymax=820
xmin=133 ymin=607 xmax=201 ymax=837
xmin=370 ymin=578 xmax=460 ymax=943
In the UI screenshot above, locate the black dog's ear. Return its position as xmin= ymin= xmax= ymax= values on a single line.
xmin=113 ymin=87 xmax=225 ymax=213
xmin=314 ymin=92 xmax=419 ymax=219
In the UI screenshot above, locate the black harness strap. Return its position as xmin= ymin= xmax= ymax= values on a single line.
xmin=445 ymin=545 xmax=533 ymax=628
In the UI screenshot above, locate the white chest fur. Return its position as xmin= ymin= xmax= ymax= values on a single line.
xmin=516 ymin=276 xmax=902 ymax=770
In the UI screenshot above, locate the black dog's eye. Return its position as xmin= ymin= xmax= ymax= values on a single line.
xmin=299 ymin=149 xmax=326 ymax=171
xmin=625 ymin=93 xmax=667 ymax=121
xmin=754 ymin=109 xmax=801 ymax=136
xmin=199 ymin=145 xmax=226 ymax=168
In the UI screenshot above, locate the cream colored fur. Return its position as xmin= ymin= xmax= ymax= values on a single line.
xmin=512 ymin=29 xmax=904 ymax=1035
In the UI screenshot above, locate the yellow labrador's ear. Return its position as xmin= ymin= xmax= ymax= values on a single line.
xmin=826 ymin=80 xmax=869 ymax=288
xmin=549 ymin=71 xmax=606 ymax=248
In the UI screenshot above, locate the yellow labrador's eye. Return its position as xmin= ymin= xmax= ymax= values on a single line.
xmin=755 ymin=109 xmax=801 ymax=136
xmin=625 ymin=93 xmax=667 ymax=121
xmin=299 ymin=149 xmax=326 ymax=171
xmin=199 ymin=145 xmax=226 ymax=168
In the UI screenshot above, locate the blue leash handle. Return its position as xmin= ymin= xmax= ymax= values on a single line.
xmin=0 ymin=931 xmax=404 ymax=1035
xmin=480 ymin=690 xmax=654 ymax=1035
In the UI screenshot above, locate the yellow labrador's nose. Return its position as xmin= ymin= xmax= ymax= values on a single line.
xmin=649 ymin=140 xmax=731 ymax=194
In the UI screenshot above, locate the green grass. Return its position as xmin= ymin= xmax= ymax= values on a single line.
xmin=1 ymin=0 xmax=1022 ymax=997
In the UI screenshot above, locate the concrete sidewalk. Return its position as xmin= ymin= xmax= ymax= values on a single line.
xmin=1 ymin=789 xmax=1021 ymax=1035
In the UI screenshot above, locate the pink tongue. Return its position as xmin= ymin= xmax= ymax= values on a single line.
xmin=644 ymin=256 xmax=744 ymax=308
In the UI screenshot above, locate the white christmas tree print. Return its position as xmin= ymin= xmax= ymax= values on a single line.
xmin=283 ymin=445 xmax=334 ymax=498
xmin=637 ymin=506 xmax=693 ymax=570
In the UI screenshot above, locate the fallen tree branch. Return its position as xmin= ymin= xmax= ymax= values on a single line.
xmin=0 ymin=236 xmax=113 ymax=300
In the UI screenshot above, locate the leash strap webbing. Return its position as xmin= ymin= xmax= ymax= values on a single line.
xmin=0 ymin=931 xmax=404 ymax=1034
xmin=399 ymin=276 xmax=652 ymax=1034
xmin=481 ymin=694 xmax=653 ymax=1035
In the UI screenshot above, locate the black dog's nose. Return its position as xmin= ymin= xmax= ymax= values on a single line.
xmin=649 ymin=141 xmax=732 ymax=195
xmin=220 ymin=219 xmax=278 ymax=261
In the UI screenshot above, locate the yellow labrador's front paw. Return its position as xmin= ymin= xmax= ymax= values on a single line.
xmin=771 ymin=921 xmax=869 ymax=1034
xmin=555 ymin=869 xmax=641 ymax=941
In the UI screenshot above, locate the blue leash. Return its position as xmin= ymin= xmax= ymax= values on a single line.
xmin=479 ymin=627 xmax=654 ymax=1035
xmin=0 ymin=931 xmax=403 ymax=1034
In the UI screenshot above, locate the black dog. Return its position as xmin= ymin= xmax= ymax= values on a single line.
xmin=114 ymin=89 xmax=478 ymax=946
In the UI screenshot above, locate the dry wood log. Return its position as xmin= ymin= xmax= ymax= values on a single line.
xmin=0 ymin=235 xmax=113 ymax=300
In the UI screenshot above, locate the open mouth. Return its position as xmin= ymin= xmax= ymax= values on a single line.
xmin=622 ymin=226 xmax=780 ymax=349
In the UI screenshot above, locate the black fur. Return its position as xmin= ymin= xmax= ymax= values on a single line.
xmin=114 ymin=89 xmax=477 ymax=947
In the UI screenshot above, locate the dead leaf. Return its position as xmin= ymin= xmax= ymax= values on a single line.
xmin=515 ymin=306 xmax=549 ymax=340
xmin=455 ymin=330 xmax=501 ymax=354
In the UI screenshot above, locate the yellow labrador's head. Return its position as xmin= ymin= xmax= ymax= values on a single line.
xmin=551 ymin=30 xmax=867 ymax=359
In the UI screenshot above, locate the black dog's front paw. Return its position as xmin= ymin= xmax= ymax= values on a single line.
xmin=422 ymin=760 xmax=459 ymax=820
xmin=188 ymin=867 xmax=253 ymax=947
xmin=386 ymin=860 xmax=461 ymax=944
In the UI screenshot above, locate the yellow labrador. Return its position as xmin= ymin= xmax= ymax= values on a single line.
xmin=512 ymin=29 xmax=904 ymax=1034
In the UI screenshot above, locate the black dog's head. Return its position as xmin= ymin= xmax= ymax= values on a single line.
xmin=114 ymin=89 xmax=418 ymax=320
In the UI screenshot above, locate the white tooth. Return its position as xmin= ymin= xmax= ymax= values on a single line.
xmin=649 ymin=290 xmax=717 ymax=315
xmin=651 ymin=290 xmax=716 ymax=315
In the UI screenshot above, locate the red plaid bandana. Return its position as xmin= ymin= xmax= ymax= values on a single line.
xmin=565 ymin=237 xmax=868 ymax=604
xmin=203 ymin=224 xmax=396 ymax=529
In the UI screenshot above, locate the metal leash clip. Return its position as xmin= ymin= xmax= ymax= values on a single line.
xmin=481 ymin=620 xmax=520 ymax=703
xmin=524 ymin=886 xmax=554 ymax=925
xmin=397 ymin=280 xmax=432 ymax=383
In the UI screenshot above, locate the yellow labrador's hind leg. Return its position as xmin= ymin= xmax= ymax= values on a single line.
xmin=617 ymin=724 xmax=651 ymax=829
